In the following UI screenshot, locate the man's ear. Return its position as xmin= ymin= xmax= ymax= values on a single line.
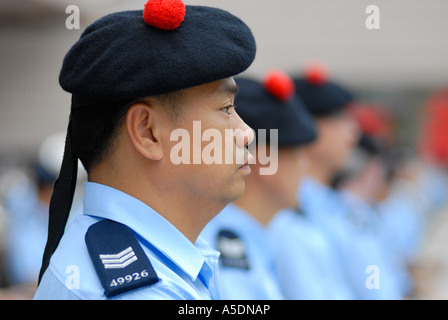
xmin=126 ymin=102 xmax=164 ymax=161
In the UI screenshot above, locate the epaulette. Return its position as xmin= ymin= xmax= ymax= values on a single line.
xmin=85 ymin=219 xmax=159 ymax=298
xmin=217 ymin=229 xmax=250 ymax=270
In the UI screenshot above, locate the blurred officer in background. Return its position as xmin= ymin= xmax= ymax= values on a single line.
xmin=34 ymin=0 xmax=256 ymax=300
xmin=268 ymin=63 xmax=359 ymax=299
xmin=375 ymin=88 xmax=448 ymax=297
xmin=333 ymin=104 xmax=409 ymax=299
xmin=4 ymin=133 xmax=63 ymax=287
xmin=0 ymin=132 xmax=83 ymax=299
xmin=201 ymin=70 xmax=317 ymax=299
xmin=1 ymin=133 xmax=84 ymax=298
xmin=415 ymin=88 xmax=448 ymax=214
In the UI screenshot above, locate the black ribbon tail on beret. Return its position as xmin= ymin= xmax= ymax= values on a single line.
xmin=38 ymin=120 xmax=78 ymax=284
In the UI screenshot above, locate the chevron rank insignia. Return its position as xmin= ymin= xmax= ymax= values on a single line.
xmin=217 ymin=229 xmax=250 ymax=270
xmin=85 ymin=220 xmax=159 ymax=298
xmin=100 ymin=246 xmax=137 ymax=269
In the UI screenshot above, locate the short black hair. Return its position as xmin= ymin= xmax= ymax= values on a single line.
xmin=147 ymin=89 xmax=185 ymax=121
xmin=70 ymin=101 xmax=130 ymax=173
xmin=70 ymin=90 xmax=185 ymax=174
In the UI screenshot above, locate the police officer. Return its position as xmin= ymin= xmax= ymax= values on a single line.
xmin=200 ymin=70 xmax=317 ymax=299
xmin=268 ymin=64 xmax=359 ymax=299
xmin=4 ymin=132 xmax=83 ymax=291
xmin=334 ymin=105 xmax=408 ymax=299
xmin=34 ymin=0 xmax=256 ymax=299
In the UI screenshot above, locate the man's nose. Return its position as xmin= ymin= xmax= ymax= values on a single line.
xmin=234 ymin=112 xmax=255 ymax=149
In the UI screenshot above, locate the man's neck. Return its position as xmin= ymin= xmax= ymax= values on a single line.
xmin=306 ymin=161 xmax=333 ymax=187
xmin=89 ymin=167 xmax=220 ymax=244
xmin=233 ymin=185 xmax=281 ymax=227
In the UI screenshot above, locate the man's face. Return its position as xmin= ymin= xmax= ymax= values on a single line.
xmin=306 ymin=110 xmax=360 ymax=174
xmin=162 ymin=77 xmax=254 ymax=206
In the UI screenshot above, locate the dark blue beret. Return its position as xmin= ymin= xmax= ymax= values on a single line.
xmin=294 ymin=78 xmax=354 ymax=117
xmin=59 ymin=6 xmax=256 ymax=101
xmin=235 ymin=77 xmax=317 ymax=148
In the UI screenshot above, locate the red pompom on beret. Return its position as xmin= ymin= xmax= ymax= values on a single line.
xmin=351 ymin=105 xmax=389 ymax=137
xmin=304 ymin=61 xmax=328 ymax=85
xmin=143 ymin=0 xmax=186 ymax=31
xmin=294 ymin=61 xmax=353 ymax=117
xmin=263 ymin=70 xmax=295 ymax=102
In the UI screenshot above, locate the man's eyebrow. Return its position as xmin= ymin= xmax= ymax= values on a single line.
xmin=220 ymin=82 xmax=239 ymax=96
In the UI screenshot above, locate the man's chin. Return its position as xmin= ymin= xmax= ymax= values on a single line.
xmin=224 ymin=180 xmax=247 ymax=205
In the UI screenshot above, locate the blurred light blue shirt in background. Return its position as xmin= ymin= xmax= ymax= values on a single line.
xmin=269 ymin=176 xmax=406 ymax=300
xmin=4 ymin=181 xmax=48 ymax=285
xmin=268 ymin=208 xmax=356 ymax=300
xmin=201 ymin=204 xmax=284 ymax=300
xmin=301 ymin=176 xmax=407 ymax=299
xmin=338 ymin=189 xmax=407 ymax=299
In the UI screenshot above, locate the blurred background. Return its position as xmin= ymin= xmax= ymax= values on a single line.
xmin=0 ymin=0 xmax=447 ymax=299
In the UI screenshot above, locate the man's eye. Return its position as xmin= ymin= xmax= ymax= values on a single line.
xmin=222 ymin=105 xmax=234 ymax=115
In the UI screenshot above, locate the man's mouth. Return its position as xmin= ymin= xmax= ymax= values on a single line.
xmin=238 ymin=149 xmax=254 ymax=173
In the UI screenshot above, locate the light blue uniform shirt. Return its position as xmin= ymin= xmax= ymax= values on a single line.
xmin=338 ymin=190 xmax=406 ymax=299
xmin=34 ymin=182 xmax=221 ymax=300
xmin=4 ymin=181 xmax=49 ymax=285
xmin=378 ymin=176 xmax=438 ymax=262
xmin=268 ymin=176 xmax=356 ymax=300
xmin=268 ymin=208 xmax=355 ymax=300
xmin=415 ymin=164 xmax=448 ymax=214
xmin=200 ymin=204 xmax=284 ymax=300
xmin=297 ymin=177 xmax=404 ymax=299
xmin=375 ymin=167 xmax=448 ymax=296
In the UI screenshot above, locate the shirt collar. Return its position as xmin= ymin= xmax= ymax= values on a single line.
xmin=82 ymin=182 xmax=214 ymax=283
